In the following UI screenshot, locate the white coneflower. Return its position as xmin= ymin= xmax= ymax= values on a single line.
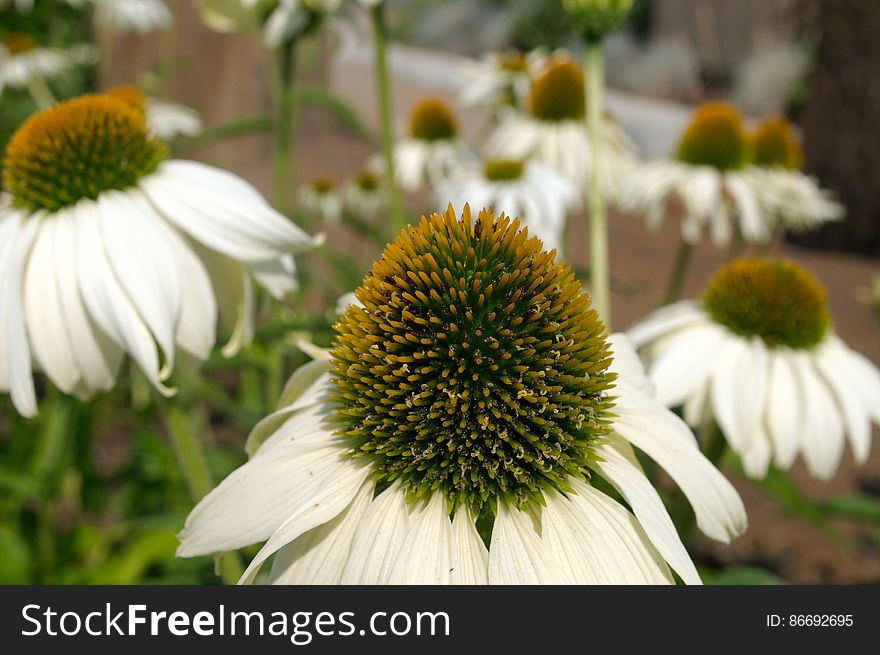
xmin=0 ymin=33 xmax=96 ymax=100
xmin=343 ymin=168 xmax=387 ymax=222
xmin=92 ymin=0 xmax=173 ymax=34
xmin=456 ymin=49 xmax=548 ymax=110
xmin=0 ymin=94 xmax=320 ymax=417
xmin=390 ymin=97 xmax=475 ymax=192
xmin=621 ymin=102 xmax=769 ymax=247
xmin=486 ymin=54 xmax=639 ymax=198
xmin=298 ymin=175 xmax=343 ymax=224
xmin=436 ymin=159 xmax=579 ymax=256
xmin=198 ymin=0 xmax=340 ymax=47
xmin=629 ymin=259 xmax=880 ymax=480
xmin=107 ymin=85 xmax=202 ymax=141
xmin=178 ymin=206 xmax=746 ymax=585
xmin=741 ymin=115 xmax=843 ymax=234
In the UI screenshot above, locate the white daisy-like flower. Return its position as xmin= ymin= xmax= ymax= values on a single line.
xmin=343 ymin=169 xmax=387 ymax=222
xmin=92 ymin=0 xmax=173 ymax=34
xmin=389 ymin=97 xmax=475 ymax=193
xmin=629 ymin=258 xmax=880 ymax=480
xmin=298 ymin=176 xmax=343 ymax=224
xmin=177 ymin=206 xmax=746 ymax=585
xmin=436 ymin=158 xmax=579 ymax=256
xmin=741 ymin=115 xmax=843 ymax=234
xmin=0 ymin=94 xmax=320 ymax=417
xmin=620 ymin=102 xmax=770 ymax=247
xmin=0 ymin=33 xmax=96 ymax=98
xmin=456 ymin=49 xmax=548 ymax=110
xmin=107 ymin=85 xmax=202 ymax=141
xmin=486 ymin=54 xmax=639 ymax=198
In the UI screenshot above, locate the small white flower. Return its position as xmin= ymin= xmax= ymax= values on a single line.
xmin=342 ymin=169 xmax=387 ymax=222
xmin=92 ymin=0 xmax=173 ymax=34
xmin=486 ymin=54 xmax=639 ymax=198
xmin=436 ymin=158 xmax=579 ymax=256
xmin=0 ymin=94 xmax=320 ymax=417
xmin=456 ymin=49 xmax=548 ymax=110
xmin=620 ymin=102 xmax=769 ymax=247
xmin=257 ymin=0 xmax=341 ymax=48
xmin=178 ymin=206 xmax=746 ymax=585
xmin=298 ymin=176 xmax=343 ymax=224
xmin=629 ymin=259 xmax=880 ymax=480
xmin=388 ymin=97 xmax=475 ymax=192
xmin=0 ymin=34 xmax=95 ymax=98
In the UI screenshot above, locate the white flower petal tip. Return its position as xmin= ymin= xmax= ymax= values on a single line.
xmin=295 ymin=339 xmax=332 ymax=361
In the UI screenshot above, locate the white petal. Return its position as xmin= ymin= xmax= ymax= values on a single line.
xmin=239 ymin=459 xmax=372 ymax=583
xmin=606 ymin=332 xmax=655 ymax=398
xmin=814 ymin=344 xmax=872 ymax=463
xmin=765 ymin=350 xmax=804 ymax=468
xmin=384 ymin=493 xmax=454 ymax=584
xmin=340 ymin=481 xmax=413 ymax=584
xmin=613 ymin=404 xmax=747 ymax=542
xmin=710 ymin=336 xmax=768 ymax=452
xmin=267 ymin=478 xmax=374 ymax=584
xmin=626 ymin=300 xmax=706 ymax=347
xmin=740 ymin=422 xmax=772 ymax=479
xmin=488 ymin=503 xmax=570 ymax=584
xmin=796 ymin=354 xmax=845 ymax=480
xmin=23 ymin=216 xmax=79 ymax=392
xmin=646 ymin=323 xmax=725 ymax=408
xmin=451 ymin=507 xmax=488 ymax=584
xmin=177 ymin=441 xmax=353 ymax=557
xmin=593 ymin=440 xmax=701 ymax=584
xmin=74 ymin=201 xmax=172 ymax=395
xmin=191 ymin=244 xmax=254 ymax=357
xmin=251 ymin=254 xmax=298 ymax=299
xmin=96 ymin=191 xmax=181 ymax=375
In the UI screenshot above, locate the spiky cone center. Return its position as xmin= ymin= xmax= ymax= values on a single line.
xmin=483 ymin=159 xmax=525 ymax=182
xmin=331 ymin=206 xmax=616 ymax=514
xmin=106 ymin=85 xmax=148 ymax=115
xmin=3 ymin=95 xmax=167 ymax=213
xmin=529 ymin=58 xmax=585 ymax=122
xmin=2 ymin=32 xmax=38 ymax=55
xmin=703 ymin=258 xmax=830 ymax=350
xmin=676 ymin=102 xmax=749 ymax=171
xmin=750 ymin=115 xmax=803 ymax=170
xmin=409 ymin=98 xmax=458 ymax=142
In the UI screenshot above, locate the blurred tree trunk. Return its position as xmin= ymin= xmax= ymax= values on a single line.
xmin=793 ymin=0 xmax=880 ymax=256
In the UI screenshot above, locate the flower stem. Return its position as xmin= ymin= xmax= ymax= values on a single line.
xmin=162 ymin=402 xmax=243 ymax=584
xmin=25 ymin=75 xmax=56 ymax=109
xmin=661 ymin=239 xmax=695 ymax=306
xmin=584 ymin=42 xmax=611 ymax=329
xmin=371 ymin=3 xmax=405 ymax=232
xmin=272 ymin=37 xmax=299 ymax=211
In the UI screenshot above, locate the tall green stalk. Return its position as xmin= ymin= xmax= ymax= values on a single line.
xmin=163 ymin=402 xmax=243 ymax=584
xmin=584 ymin=43 xmax=611 ymax=328
xmin=272 ymin=37 xmax=299 ymax=211
xmin=370 ymin=3 xmax=405 ymax=231
xmin=661 ymin=240 xmax=695 ymax=306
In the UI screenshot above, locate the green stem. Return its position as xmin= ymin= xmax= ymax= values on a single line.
xmin=162 ymin=402 xmax=244 ymax=584
xmin=727 ymin=226 xmax=745 ymax=260
xmin=272 ymin=37 xmax=299 ymax=211
xmin=661 ymin=239 xmax=695 ymax=306
xmin=371 ymin=3 xmax=405 ymax=232
xmin=584 ymin=42 xmax=611 ymax=329
xmin=25 ymin=75 xmax=56 ymax=109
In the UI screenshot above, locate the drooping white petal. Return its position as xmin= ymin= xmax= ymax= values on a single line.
xmin=340 ymin=481 xmax=413 ymax=584
xmin=239 ymin=459 xmax=372 ymax=583
xmin=384 ymin=493 xmax=455 ymax=584
xmin=566 ymin=479 xmax=673 ymax=584
xmin=451 ymin=507 xmax=488 ymax=584
xmin=814 ymin=343 xmax=872 ymax=463
xmin=740 ymin=422 xmax=772 ymax=479
xmin=141 ymin=160 xmax=318 ymax=262
xmin=177 ymin=440 xmax=353 ymax=557
xmin=645 ymin=322 xmax=725 ymax=408
xmin=795 ymin=354 xmax=845 ymax=480
xmin=710 ymin=335 xmax=768 ymax=452
xmin=96 ymin=190 xmax=182 ymax=375
xmin=267 ymin=478 xmax=374 ymax=584
xmin=488 ymin=502 xmax=571 ymax=584
xmin=765 ymin=349 xmax=804 ymax=468
xmin=23 ymin=215 xmax=80 ymax=393
xmin=613 ymin=405 xmax=747 ymax=543
xmin=250 ymin=254 xmax=298 ymax=299
xmin=73 ymin=201 xmax=172 ymax=395
xmin=627 ymin=300 xmax=706 ymax=348
xmin=606 ymin=332 xmax=655 ymax=398
xmin=827 ymin=335 xmax=880 ymax=425
xmin=593 ymin=439 xmax=701 ymax=584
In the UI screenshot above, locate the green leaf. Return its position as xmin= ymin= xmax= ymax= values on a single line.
xmin=297 ymin=86 xmax=374 ymax=142
xmin=818 ymin=494 xmax=880 ymax=522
